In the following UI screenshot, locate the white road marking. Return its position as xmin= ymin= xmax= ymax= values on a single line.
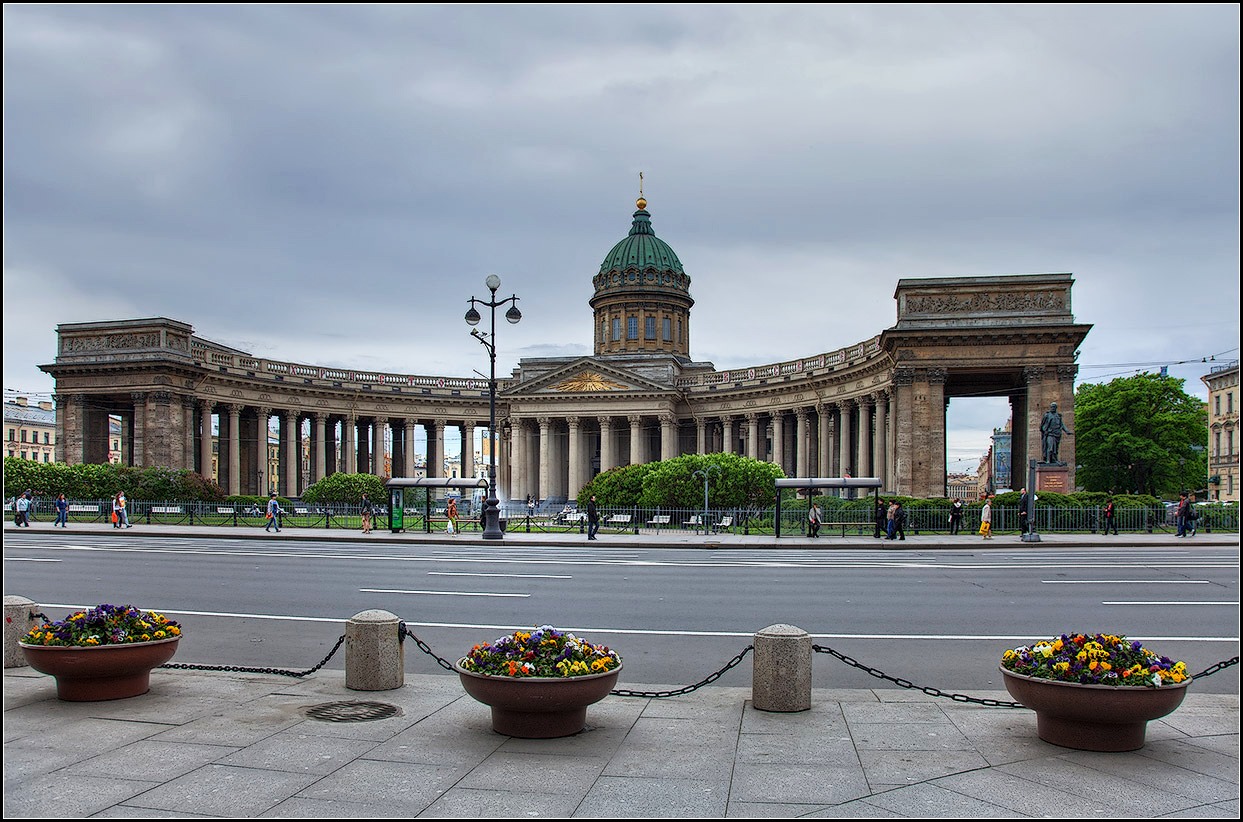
xmin=359 ymin=588 xmax=530 ymax=598
xmin=427 ymin=572 xmax=571 ymax=579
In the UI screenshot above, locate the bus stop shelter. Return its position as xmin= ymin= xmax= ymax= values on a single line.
xmin=383 ymin=477 xmax=490 ymax=533
xmin=773 ymin=477 xmax=882 ymax=538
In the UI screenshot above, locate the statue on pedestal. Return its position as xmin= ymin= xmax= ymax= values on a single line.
xmin=1040 ymin=402 xmax=1072 ymax=464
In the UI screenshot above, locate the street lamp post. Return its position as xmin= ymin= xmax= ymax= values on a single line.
xmin=692 ymin=464 xmax=721 ymax=535
xmin=466 ymin=275 xmax=521 ymax=540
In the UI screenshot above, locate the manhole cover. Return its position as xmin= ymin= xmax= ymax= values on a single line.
xmin=302 ymin=700 xmax=402 ymax=723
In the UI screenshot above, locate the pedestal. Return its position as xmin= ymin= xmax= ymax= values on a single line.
xmin=1035 ymin=463 xmax=1070 ymax=494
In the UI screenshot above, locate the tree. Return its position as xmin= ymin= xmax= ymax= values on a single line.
xmin=1074 ymin=373 xmax=1207 ymax=498
xmin=577 ymin=453 xmax=784 ymax=509
xmin=300 ymin=472 xmax=386 ymax=504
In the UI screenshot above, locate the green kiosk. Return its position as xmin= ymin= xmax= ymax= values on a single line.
xmin=384 ymin=476 xmax=491 ymax=534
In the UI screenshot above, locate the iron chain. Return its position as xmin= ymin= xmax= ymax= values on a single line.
xmin=160 ymin=634 xmax=346 ymax=678
xmin=1191 ymin=656 xmax=1239 ymax=680
xmin=813 ymin=644 xmax=1027 ymax=708
xmin=401 ymin=624 xmax=457 ymax=671
xmin=610 ymin=645 xmax=754 ymax=698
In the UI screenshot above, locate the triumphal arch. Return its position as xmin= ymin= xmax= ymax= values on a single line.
xmin=42 ymin=197 xmax=1091 ymax=500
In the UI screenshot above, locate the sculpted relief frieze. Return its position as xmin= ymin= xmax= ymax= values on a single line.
xmin=905 ymin=290 xmax=1065 ymax=315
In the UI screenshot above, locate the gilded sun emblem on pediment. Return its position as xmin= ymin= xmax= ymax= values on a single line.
xmin=550 ymin=372 xmax=628 ymax=392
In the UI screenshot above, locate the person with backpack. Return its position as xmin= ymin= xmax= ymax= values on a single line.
xmin=360 ymin=493 xmax=375 ymax=534
xmin=949 ymin=498 xmax=964 ymax=535
xmin=14 ymin=492 xmax=30 ymax=527
xmin=808 ymin=502 xmax=822 ymax=538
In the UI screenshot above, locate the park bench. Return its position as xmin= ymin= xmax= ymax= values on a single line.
xmin=150 ymin=506 xmax=183 ymax=514
xmin=646 ymin=514 xmax=671 ymax=527
xmin=216 ymin=507 xmax=236 ymax=514
xmin=605 ymin=513 xmax=632 ymax=528
xmin=683 ymin=514 xmax=702 ymax=529
xmin=714 ymin=515 xmax=734 ymax=532
xmin=68 ymin=504 xmax=99 ymax=513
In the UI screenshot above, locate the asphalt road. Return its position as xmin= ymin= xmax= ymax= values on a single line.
xmin=4 ymin=531 xmax=1239 ymax=695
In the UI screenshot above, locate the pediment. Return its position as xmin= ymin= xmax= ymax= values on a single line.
xmin=506 ymin=357 xmax=673 ymax=396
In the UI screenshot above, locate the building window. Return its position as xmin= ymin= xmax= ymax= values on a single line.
xmin=663 ymin=317 xmax=672 ymax=341
xmin=6 ymin=429 xmax=13 ymax=442
xmin=601 ymin=321 xmax=606 ymax=344
xmin=644 ymin=316 xmax=656 ymax=340
xmin=611 ymin=318 xmax=621 ymax=341
xmin=43 ymin=432 xmax=50 ymax=444
xmin=43 ymin=453 xmax=50 ymax=462
xmin=678 ymin=320 xmax=683 ymax=343
xmin=627 ymin=316 xmax=638 ymax=340
xmin=1229 ymin=392 xmax=1235 ymax=414
xmin=20 ymin=430 xmax=27 ymax=443
xmin=20 ymin=451 xmax=27 ymax=460
xmin=1215 ymin=430 xmax=1222 ymax=457
xmin=1216 ymin=395 xmax=1222 ymax=415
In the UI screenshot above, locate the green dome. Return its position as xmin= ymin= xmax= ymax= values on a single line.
xmin=598 ymin=201 xmax=685 ymax=277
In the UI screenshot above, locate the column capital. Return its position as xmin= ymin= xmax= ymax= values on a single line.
xmin=227 ymin=403 xmax=244 ymax=416
xmin=131 ymin=391 xmax=147 ymax=404
xmin=627 ymin=414 xmax=643 ymax=426
xmin=254 ymin=406 xmax=272 ymax=419
xmin=1057 ymin=364 xmax=1078 ymax=383
xmin=659 ymin=413 xmax=677 ymax=426
xmin=565 ymin=415 xmax=581 ymax=428
xmin=925 ymin=367 xmax=948 ymax=385
xmin=536 ymin=416 xmax=552 ymax=428
xmin=151 ymin=390 xmax=173 ymax=405
xmin=1023 ymin=365 xmax=1047 ymax=383
xmin=745 ymin=411 xmax=759 ymax=422
xmin=892 ymin=367 xmax=916 ymax=387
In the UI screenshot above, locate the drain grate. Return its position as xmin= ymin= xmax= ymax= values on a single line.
xmin=302 ymin=700 xmax=403 ymax=723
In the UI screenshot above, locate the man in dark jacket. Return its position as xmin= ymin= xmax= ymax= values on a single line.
xmin=586 ymin=495 xmax=599 ymax=541
xmin=874 ymin=499 xmax=887 ymax=538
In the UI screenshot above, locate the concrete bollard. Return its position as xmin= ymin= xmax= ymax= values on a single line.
xmin=752 ymin=623 xmax=812 ymax=712
xmin=4 ymin=595 xmax=38 ymax=668
xmin=345 ymin=609 xmax=404 ymax=691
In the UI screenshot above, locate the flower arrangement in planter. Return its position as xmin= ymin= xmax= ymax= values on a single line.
xmin=455 ymin=625 xmax=623 ymax=738
xmin=23 ymin=603 xmax=182 ymax=647
xmin=19 ymin=604 xmax=183 ymax=701
xmin=1000 ymin=632 xmax=1192 ymax=752
xmin=459 ymin=625 xmax=621 ymax=678
xmin=1001 ymin=633 xmax=1188 ymax=687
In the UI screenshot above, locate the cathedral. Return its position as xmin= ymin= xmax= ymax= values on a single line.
xmin=42 ymin=196 xmax=1092 ymax=499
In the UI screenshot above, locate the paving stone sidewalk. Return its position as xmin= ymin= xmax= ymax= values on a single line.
xmin=3 ymin=666 xmax=1238 ymax=818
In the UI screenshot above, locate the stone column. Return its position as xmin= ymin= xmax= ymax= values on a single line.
xmin=198 ymin=400 xmax=214 ymax=482
xmin=565 ymin=416 xmax=581 ymax=499
xmin=891 ymin=368 xmax=915 ymax=496
xmin=660 ymin=413 xmax=678 ymax=461
xmin=795 ymin=409 xmax=809 ymax=478
xmin=182 ymin=396 xmax=195 ymax=470
xmin=886 ymin=392 xmax=896 ymax=490
xmin=696 ymin=418 xmax=707 ymax=455
xmin=772 ymin=411 xmax=786 ymax=471
xmin=628 ymin=414 xmax=643 ymax=466
xmin=430 ymin=419 xmax=445 ymax=478
xmin=254 ymin=406 xmax=271 ymax=495
xmin=722 ymin=416 xmax=735 ymax=455
xmin=314 ymin=413 xmax=327 ymax=482
xmin=838 ymin=401 xmax=852 ymax=477
xmin=227 ymin=403 xmax=242 ymax=496
xmin=599 ymin=416 xmax=614 ymax=472
xmin=537 ymin=416 xmax=552 ymax=500
xmin=403 ymin=419 xmax=416 ymax=478
xmin=925 ymin=368 xmax=948 ymax=497
xmin=341 ymin=415 xmax=355 ymax=475
xmin=856 ymin=396 xmax=873 ymax=477
xmin=819 ymin=403 xmax=834 ymax=477
xmin=746 ymin=413 xmax=760 ymax=460
xmin=872 ymin=392 xmax=887 ymax=489
xmin=131 ymin=391 xmax=147 ymax=468
xmin=499 ymin=419 xmax=512 ymax=497
xmin=373 ymin=419 xmax=386 ymax=477
xmin=510 ymin=419 xmax=526 ymax=500
xmin=283 ymin=411 xmax=298 ymax=496
xmin=1058 ymin=364 xmax=1079 ymax=490
xmin=463 ymin=422 xmax=476 ymax=477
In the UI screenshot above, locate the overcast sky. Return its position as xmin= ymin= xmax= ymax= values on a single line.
xmin=4 ymin=4 xmax=1239 ymax=472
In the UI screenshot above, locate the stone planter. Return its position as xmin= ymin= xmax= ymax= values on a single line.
xmin=19 ymin=637 xmax=181 ymax=701
xmin=1000 ymin=667 xmax=1191 ymax=752
xmin=455 ymin=659 xmax=622 ymax=738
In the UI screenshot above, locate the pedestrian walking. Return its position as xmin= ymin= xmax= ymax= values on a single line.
xmin=265 ymin=492 xmax=284 ymax=533
xmin=893 ymin=500 xmax=907 ymax=541
xmin=113 ymin=491 xmax=131 ymax=528
xmin=808 ymin=502 xmax=822 ymax=538
xmin=586 ymin=494 xmax=600 ymax=540
xmin=1103 ymin=497 xmax=1118 ymax=535
xmin=1175 ymin=492 xmax=1189 ymax=537
xmin=360 ymin=493 xmax=374 ymax=534
xmin=23 ymin=489 xmax=36 ymax=523
xmin=885 ymin=500 xmax=898 ymax=540
xmin=14 ymin=492 xmax=31 ymax=527
xmin=1018 ymin=488 xmax=1030 ymax=535
xmin=873 ymin=499 xmax=887 ymax=538
xmin=446 ymin=496 xmax=458 ymax=535
xmin=526 ymin=494 xmax=536 ymax=519
xmin=949 ymin=498 xmax=964 ymax=535
xmin=979 ymin=496 xmax=993 ymax=539
xmin=54 ymin=493 xmax=69 ymax=527
xmin=1186 ymin=493 xmax=1198 ymax=537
